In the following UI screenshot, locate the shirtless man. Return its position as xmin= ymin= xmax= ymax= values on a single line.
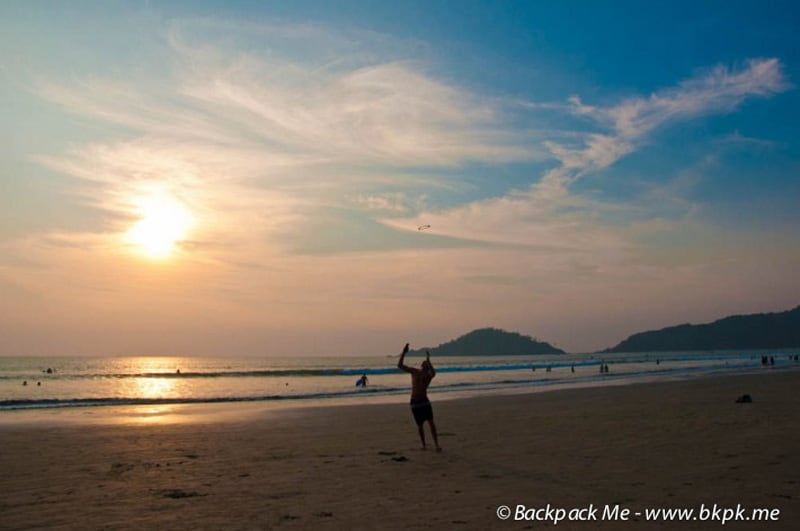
xmin=397 ymin=343 xmax=441 ymax=451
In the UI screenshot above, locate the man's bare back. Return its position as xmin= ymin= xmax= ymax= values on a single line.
xmin=409 ymin=366 xmax=434 ymax=401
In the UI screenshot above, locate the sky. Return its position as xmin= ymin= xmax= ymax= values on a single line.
xmin=1 ymin=1 xmax=799 ymax=357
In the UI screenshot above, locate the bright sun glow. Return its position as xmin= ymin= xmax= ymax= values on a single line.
xmin=126 ymin=192 xmax=193 ymax=259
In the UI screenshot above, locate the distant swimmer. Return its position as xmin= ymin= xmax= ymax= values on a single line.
xmin=417 ymin=224 xmax=431 ymax=231
xmin=356 ymin=374 xmax=369 ymax=387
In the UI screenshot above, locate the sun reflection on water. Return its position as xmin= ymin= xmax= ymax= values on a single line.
xmin=129 ymin=361 xmax=178 ymax=424
xmin=127 ymin=357 xmax=180 ymax=400
xmin=134 ymin=376 xmax=176 ymax=399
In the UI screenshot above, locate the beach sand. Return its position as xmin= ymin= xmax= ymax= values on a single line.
xmin=1 ymin=370 xmax=798 ymax=530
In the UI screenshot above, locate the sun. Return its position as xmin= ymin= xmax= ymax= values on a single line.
xmin=126 ymin=192 xmax=193 ymax=259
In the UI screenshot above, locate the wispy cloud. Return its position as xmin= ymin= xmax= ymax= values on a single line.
xmin=571 ymin=58 xmax=786 ymax=140
xmin=389 ymin=58 xmax=788 ymax=251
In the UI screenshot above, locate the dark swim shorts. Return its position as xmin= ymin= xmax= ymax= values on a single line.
xmin=410 ymin=399 xmax=433 ymax=426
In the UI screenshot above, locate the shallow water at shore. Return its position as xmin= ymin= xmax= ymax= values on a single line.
xmin=2 ymin=350 xmax=798 ymax=417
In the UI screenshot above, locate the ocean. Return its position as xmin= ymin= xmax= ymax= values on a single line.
xmin=2 ymin=349 xmax=798 ymax=415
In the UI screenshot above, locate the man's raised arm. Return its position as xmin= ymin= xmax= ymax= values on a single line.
xmin=397 ymin=343 xmax=412 ymax=372
xmin=426 ymin=350 xmax=436 ymax=377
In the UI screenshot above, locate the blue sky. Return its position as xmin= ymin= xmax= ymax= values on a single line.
xmin=1 ymin=1 xmax=798 ymax=356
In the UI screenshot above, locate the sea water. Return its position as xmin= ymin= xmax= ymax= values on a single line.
xmin=2 ymin=350 xmax=798 ymax=414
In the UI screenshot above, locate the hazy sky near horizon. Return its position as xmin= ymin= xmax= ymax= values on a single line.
xmin=2 ymin=1 xmax=799 ymax=356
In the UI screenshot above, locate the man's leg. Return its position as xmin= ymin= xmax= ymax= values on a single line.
xmin=417 ymin=423 xmax=427 ymax=449
xmin=428 ymin=419 xmax=441 ymax=451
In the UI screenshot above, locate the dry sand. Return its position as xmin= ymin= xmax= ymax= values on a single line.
xmin=1 ymin=370 xmax=798 ymax=530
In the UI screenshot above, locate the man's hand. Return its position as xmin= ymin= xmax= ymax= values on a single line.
xmin=425 ymin=350 xmax=435 ymax=377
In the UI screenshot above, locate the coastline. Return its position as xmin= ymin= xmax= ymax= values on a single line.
xmin=1 ymin=370 xmax=798 ymax=529
xmin=3 ymin=358 xmax=795 ymax=426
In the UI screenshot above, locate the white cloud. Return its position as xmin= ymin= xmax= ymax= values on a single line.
xmin=617 ymin=59 xmax=785 ymax=149
xmin=390 ymin=58 xmax=788 ymax=251
xmin=176 ymin=58 xmax=537 ymax=166
xmin=573 ymin=58 xmax=786 ymax=145
xmin=351 ymin=192 xmax=426 ymax=214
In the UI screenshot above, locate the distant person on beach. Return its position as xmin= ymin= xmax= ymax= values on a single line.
xmin=357 ymin=374 xmax=368 ymax=387
xmin=397 ymin=343 xmax=441 ymax=452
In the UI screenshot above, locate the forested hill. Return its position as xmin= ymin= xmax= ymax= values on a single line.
xmin=604 ymin=306 xmax=800 ymax=353
xmin=412 ymin=328 xmax=564 ymax=356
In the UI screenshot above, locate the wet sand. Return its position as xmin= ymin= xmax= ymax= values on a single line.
xmin=1 ymin=370 xmax=798 ymax=530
